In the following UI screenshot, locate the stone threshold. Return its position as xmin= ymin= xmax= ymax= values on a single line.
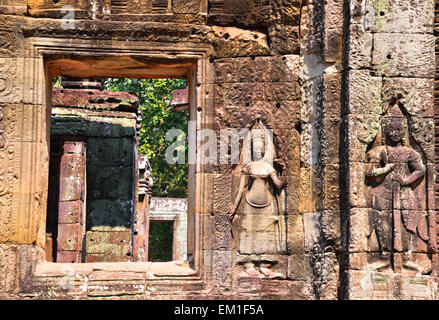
xmin=34 ymin=261 xmax=197 ymax=279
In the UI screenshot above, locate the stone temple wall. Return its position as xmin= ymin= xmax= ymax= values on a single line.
xmin=0 ymin=0 xmax=437 ymax=300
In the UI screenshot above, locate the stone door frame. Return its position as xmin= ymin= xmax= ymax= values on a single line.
xmin=9 ymin=36 xmax=214 ymax=289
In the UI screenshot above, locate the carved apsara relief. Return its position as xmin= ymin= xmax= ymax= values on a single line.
xmin=230 ymin=118 xmax=288 ymax=279
xmin=365 ymin=101 xmax=432 ymax=274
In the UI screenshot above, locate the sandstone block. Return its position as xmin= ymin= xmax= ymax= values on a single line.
xmin=302 ymin=76 xmax=323 ymax=124
xmin=320 ymin=116 xmax=340 ymax=165
xmin=320 ymin=210 xmax=341 ymax=250
xmin=348 ymin=24 xmax=373 ymax=70
xmin=63 ymin=141 xmax=85 ymax=155
xmin=324 ymin=28 xmax=343 ymax=64
xmin=368 ymin=0 xmax=433 ymax=34
xmin=0 ymin=0 xmax=26 ymax=15
xmin=57 ymin=223 xmax=81 ymax=252
xmin=348 ymin=70 xmax=382 ymax=115
xmin=349 ymin=162 xmax=367 ymax=208
xmin=268 ymin=24 xmax=299 ymax=55
xmin=299 ymin=167 xmax=323 ymax=214
xmin=214 ymin=212 xmax=231 ymax=250
xmin=58 ymin=201 xmax=83 ymax=225
xmin=213 ymin=173 xmax=232 ymax=214
xmin=0 ymin=244 xmax=18 ymax=293
xmin=0 ymin=58 xmax=23 ymax=104
xmin=348 ymin=208 xmax=370 ymax=253
xmin=300 ymin=122 xmax=321 ymax=168
xmin=303 ymin=212 xmax=320 ymax=252
xmin=300 ymin=3 xmax=323 ymax=54
xmin=212 ymin=26 xmax=270 ymax=58
xmin=347 ymin=114 xmax=380 ymax=163
xmin=372 ymin=34 xmax=435 ymax=78
xmin=173 ymin=0 xmax=200 ymax=13
xmin=288 ymin=254 xmax=312 ymax=280
xmin=56 ymin=250 xmax=80 ymax=264
xmin=287 ymin=232 xmax=305 ymax=255
xmin=59 ymin=154 xmax=85 ymax=202
xmin=323 ymin=164 xmax=340 ymax=211
xmin=382 ymin=77 xmax=434 ymax=118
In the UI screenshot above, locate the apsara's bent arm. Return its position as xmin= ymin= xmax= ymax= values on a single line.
xmin=230 ymin=169 xmax=248 ymax=215
xmin=365 ymin=149 xmax=394 ymax=178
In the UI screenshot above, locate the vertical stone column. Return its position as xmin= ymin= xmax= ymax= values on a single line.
xmin=342 ymin=0 xmax=436 ymax=299
xmin=56 ymin=141 xmax=86 ymax=263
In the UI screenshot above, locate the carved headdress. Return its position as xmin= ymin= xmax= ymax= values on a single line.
xmin=382 ymin=102 xmax=408 ymax=146
xmin=241 ymin=119 xmax=275 ymax=166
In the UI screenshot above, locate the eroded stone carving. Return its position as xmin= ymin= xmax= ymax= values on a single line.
xmin=230 ymin=118 xmax=287 ymax=278
xmin=365 ymin=102 xmax=431 ymax=274
xmin=138 ymin=154 xmax=153 ymax=203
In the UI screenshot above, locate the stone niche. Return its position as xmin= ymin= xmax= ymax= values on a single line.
xmin=0 ymin=0 xmax=437 ymax=300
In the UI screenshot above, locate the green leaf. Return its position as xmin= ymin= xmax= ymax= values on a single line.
xmin=104 ymin=78 xmax=189 ymax=198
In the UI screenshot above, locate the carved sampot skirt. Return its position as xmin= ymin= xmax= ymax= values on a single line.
xmin=237 ymin=201 xmax=284 ymax=255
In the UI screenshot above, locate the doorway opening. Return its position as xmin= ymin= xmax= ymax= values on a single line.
xmin=45 ymin=76 xmax=190 ymax=264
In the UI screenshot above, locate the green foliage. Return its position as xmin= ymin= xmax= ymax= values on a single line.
xmin=103 ymin=78 xmax=188 ymax=198
xmin=52 ymin=76 xmax=62 ymax=88
xmin=148 ymin=221 xmax=173 ymax=262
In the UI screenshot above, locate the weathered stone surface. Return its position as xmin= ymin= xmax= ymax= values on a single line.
xmin=52 ymin=88 xmax=138 ymax=111
xmin=63 ymin=141 xmax=85 ymax=155
xmin=58 ymin=201 xmax=82 ymax=225
xmin=59 ymin=154 xmax=85 ymax=202
xmin=213 ymin=250 xmax=231 ymax=286
xmin=347 ymin=114 xmax=380 ymax=162
xmin=87 ymin=166 xmax=133 ymax=201
xmin=268 ymin=24 xmax=300 ymax=55
xmin=348 ymin=208 xmax=369 ymax=252
xmin=87 ymin=200 xmax=132 ymax=231
xmin=382 ymin=77 xmax=434 ymax=118
xmin=0 ymin=244 xmax=18 ymax=293
xmin=287 ymin=254 xmax=312 ymax=280
xmin=367 ymin=0 xmax=434 ymax=34
xmin=212 ymin=26 xmax=270 ymax=58
xmin=287 ymin=217 xmax=305 ymax=254
xmin=0 ymin=30 xmax=24 ymax=57
xmin=27 ymin=0 xmax=91 ymax=19
xmin=372 ymin=34 xmax=435 ymax=78
xmin=51 ymin=114 xmax=136 ymax=138
xmin=349 ymin=162 xmax=367 ymax=208
xmin=324 ymin=28 xmax=343 ymax=65
xmin=348 ymin=70 xmax=382 ymax=115
xmin=0 ymin=0 xmax=25 ymax=15
xmin=299 ymin=167 xmax=323 ymax=214
xmin=173 ymin=0 xmax=200 ymax=14
xmin=300 ymin=3 xmax=323 ymax=54
xmin=207 ymin=0 xmax=275 ymax=27
xmin=303 ymin=212 xmax=320 ymax=252
xmin=320 ymin=210 xmax=341 ymax=250
xmin=323 ymin=165 xmax=339 ymax=211
xmin=321 ymin=116 xmax=340 ymax=165
xmin=313 ymin=252 xmax=339 ymax=300
xmin=347 ymin=270 xmax=435 ymax=300
xmin=85 ymin=231 xmax=131 ymax=257
xmin=0 ymin=58 xmax=23 ymax=104
xmin=348 ymin=24 xmax=373 ymax=70
xmin=302 ymin=76 xmax=323 ymax=124
xmin=57 ymin=224 xmax=81 ymax=252
xmin=300 ymin=122 xmax=321 ymax=168
xmin=214 ymin=212 xmax=231 ymax=250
